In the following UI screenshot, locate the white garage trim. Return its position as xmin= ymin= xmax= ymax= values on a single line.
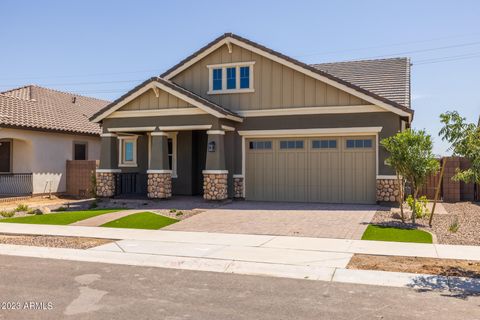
xmin=238 ymin=127 xmax=382 ymax=138
xmin=241 ymin=128 xmax=381 ymax=201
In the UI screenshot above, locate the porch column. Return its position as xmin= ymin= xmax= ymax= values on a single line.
xmin=96 ymin=133 xmax=120 ymax=197
xmin=147 ymin=132 xmax=172 ymax=199
xmin=203 ymin=130 xmax=228 ymax=200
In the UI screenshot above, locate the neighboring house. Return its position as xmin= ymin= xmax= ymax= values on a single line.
xmin=0 ymin=85 xmax=109 ymax=195
xmin=92 ymin=33 xmax=413 ymax=204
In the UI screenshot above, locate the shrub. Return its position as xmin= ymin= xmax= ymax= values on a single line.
xmin=169 ymin=208 xmax=177 ymax=213
xmin=55 ymin=206 xmax=67 ymax=212
xmin=90 ymin=171 xmax=97 ymax=198
xmin=406 ymin=195 xmax=429 ymax=219
xmin=449 ymin=217 xmax=460 ymax=233
xmin=15 ymin=204 xmax=29 ymax=212
xmin=26 ymin=209 xmax=36 ymax=215
xmin=0 ymin=210 xmax=15 ymax=218
xmin=175 ymin=211 xmax=183 ymax=217
xmin=89 ymin=200 xmax=98 ymax=209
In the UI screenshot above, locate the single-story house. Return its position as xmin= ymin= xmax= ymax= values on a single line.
xmin=91 ymin=33 xmax=413 ymax=204
xmin=0 ymin=85 xmax=109 ymax=195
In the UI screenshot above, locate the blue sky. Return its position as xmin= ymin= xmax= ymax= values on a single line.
xmin=1 ymin=0 xmax=479 ymax=155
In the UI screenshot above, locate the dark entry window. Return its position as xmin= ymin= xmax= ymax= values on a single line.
xmin=73 ymin=142 xmax=87 ymax=160
xmin=168 ymin=138 xmax=173 ymax=170
xmin=0 ymin=140 xmax=11 ymax=173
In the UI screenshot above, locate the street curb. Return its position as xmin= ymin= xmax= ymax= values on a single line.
xmin=0 ymin=243 xmax=479 ymax=294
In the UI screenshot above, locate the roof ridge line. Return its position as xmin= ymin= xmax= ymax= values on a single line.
xmin=29 ymin=85 xmax=111 ymax=103
xmin=0 ymin=92 xmax=36 ymax=102
xmin=311 ymin=57 xmax=409 ymax=65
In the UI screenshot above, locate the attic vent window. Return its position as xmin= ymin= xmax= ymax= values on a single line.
xmin=207 ymin=61 xmax=255 ymax=94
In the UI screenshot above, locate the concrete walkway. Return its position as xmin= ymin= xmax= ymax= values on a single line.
xmin=70 ymin=209 xmax=145 ymax=227
xmin=1 ymin=223 xmax=480 ymax=293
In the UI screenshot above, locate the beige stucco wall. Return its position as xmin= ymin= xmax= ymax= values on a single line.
xmin=0 ymin=128 xmax=100 ymax=194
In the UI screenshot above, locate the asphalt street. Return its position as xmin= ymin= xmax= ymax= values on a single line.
xmin=0 ymin=255 xmax=479 ymax=320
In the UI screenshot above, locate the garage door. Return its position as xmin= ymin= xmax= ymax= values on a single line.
xmin=245 ymin=136 xmax=376 ymax=204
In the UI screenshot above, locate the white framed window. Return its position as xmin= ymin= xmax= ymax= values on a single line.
xmin=118 ymin=136 xmax=138 ymax=167
xmin=207 ymin=61 xmax=255 ymax=94
xmin=148 ymin=132 xmax=178 ymax=177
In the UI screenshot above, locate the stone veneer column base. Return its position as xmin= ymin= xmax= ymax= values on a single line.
xmin=96 ymin=172 xmax=116 ymax=197
xmin=376 ymin=178 xmax=401 ymax=202
xmin=233 ymin=176 xmax=244 ymax=199
xmin=147 ymin=172 xmax=172 ymax=199
xmin=203 ymin=171 xmax=228 ymax=200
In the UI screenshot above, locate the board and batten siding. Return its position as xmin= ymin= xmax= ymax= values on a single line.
xmin=119 ymin=87 xmax=195 ymax=111
xmin=171 ymin=43 xmax=369 ymax=111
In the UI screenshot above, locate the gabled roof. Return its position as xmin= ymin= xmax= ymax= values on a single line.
xmin=161 ymin=33 xmax=413 ymax=118
xmin=0 ymin=85 xmax=109 ymax=135
xmin=90 ymin=77 xmax=243 ymax=123
xmin=311 ymin=58 xmax=411 ymax=108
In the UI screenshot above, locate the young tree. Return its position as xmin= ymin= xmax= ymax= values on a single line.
xmin=439 ymin=111 xmax=480 ymax=184
xmin=381 ymin=129 xmax=440 ymax=224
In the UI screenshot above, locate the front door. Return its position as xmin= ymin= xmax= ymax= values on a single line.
xmin=0 ymin=140 xmax=11 ymax=173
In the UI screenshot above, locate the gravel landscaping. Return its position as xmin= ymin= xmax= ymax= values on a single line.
xmin=151 ymin=209 xmax=204 ymax=220
xmin=0 ymin=234 xmax=113 ymax=249
xmin=348 ymin=254 xmax=480 ymax=278
xmin=372 ymin=202 xmax=480 ymax=245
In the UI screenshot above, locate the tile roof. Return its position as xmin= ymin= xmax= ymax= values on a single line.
xmin=0 ymin=85 xmax=109 ymax=135
xmin=311 ymin=58 xmax=411 ymax=108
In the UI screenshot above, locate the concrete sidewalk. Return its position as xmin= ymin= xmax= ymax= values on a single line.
xmin=0 ymin=223 xmax=479 ymax=261
xmin=0 ymin=223 xmax=479 ymax=292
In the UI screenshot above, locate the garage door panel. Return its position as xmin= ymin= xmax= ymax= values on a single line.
xmin=276 ymin=148 xmax=308 ymax=202
xmin=246 ymin=144 xmax=275 ymax=201
xmin=246 ymin=136 xmax=375 ymax=204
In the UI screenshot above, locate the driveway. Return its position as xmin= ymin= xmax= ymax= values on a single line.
xmin=164 ymin=201 xmax=377 ymax=239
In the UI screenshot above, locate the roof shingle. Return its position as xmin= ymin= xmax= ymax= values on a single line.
xmin=0 ymin=85 xmax=109 ymax=135
xmin=311 ymin=58 xmax=411 ymax=108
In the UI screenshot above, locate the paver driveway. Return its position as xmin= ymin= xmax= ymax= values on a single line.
xmin=164 ymin=201 xmax=377 ymax=239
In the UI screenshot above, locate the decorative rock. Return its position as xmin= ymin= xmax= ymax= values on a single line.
xmin=96 ymin=172 xmax=116 ymax=197
xmin=147 ymin=173 xmax=172 ymax=199
xmin=203 ymin=173 xmax=228 ymax=200
xmin=233 ymin=176 xmax=244 ymax=199
xmin=376 ymin=178 xmax=401 ymax=202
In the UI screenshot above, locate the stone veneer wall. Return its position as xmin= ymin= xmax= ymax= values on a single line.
xmin=147 ymin=173 xmax=172 ymax=199
xmin=96 ymin=172 xmax=116 ymax=197
xmin=233 ymin=177 xmax=244 ymax=198
xmin=376 ymin=178 xmax=401 ymax=202
xmin=203 ymin=173 xmax=228 ymax=200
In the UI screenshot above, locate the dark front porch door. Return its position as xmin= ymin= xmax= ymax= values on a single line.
xmin=0 ymin=140 xmax=11 ymax=173
xmin=192 ymin=130 xmax=207 ymax=195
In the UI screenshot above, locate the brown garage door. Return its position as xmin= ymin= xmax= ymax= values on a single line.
xmin=245 ymin=136 xmax=376 ymax=204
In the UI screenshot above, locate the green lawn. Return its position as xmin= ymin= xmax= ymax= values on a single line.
xmin=100 ymin=212 xmax=178 ymax=230
xmin=0 ymin=209 xmax=119 ymax=225
xmin=362 ymin=225 xmax=433 ymax=243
